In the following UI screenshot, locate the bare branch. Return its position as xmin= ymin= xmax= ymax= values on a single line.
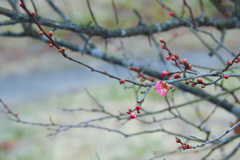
xmin=1 ymin=7 xmax=240 ymax=38
xmin=183 ymin=0 xmax=196 ymax=28
xmin=46 ymin=0 xmax=70 ymax=22
xmin=191 ymin=121 xmax=240 ymax=148
xmin=86 ymin=0 xmax=99 ymax=27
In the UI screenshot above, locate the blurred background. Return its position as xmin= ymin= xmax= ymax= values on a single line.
xmin=0 ymin=0 xmax=240 ymax=159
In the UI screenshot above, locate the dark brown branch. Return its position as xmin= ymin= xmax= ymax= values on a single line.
xmin=1 ymin=7 xmax=240 ymax=38
xmin=210 ymin=0 xmax=233 ymax=18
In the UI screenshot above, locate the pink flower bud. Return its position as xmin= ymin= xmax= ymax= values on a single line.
xmin=49 ymin=31 xmax=53 ymax=36
xmin=159 ymin=38 xmax=165 ymax=43
xmin=227 ymin=60 xmax=233 ymax=65
xmin=120 ymin=79 xmax=125 ymax=84
xmin=173 ymin=53 xmax=179 ymax=59
xmin=165 ymin=55 xmax=171 ymax=60
xmin=161 ymin=71 xmax=168 ymax=76
xmin=191 ymin=83 xmax=196 ymax=87
xmin=197 ymin=78 xmax=202 ymax=83
xmin=171 ymin=56 xmax=176 ymax=61
xmin=187 ymin=64 xmax=192 ymax=70
xmin=169 ymin=12 xmax=174 ymax=16
xmin=161 ymin=44 xmax=166 ymax=49
xmin=135 ymin=106 xmax=141 ymax=110
xmin=223 ymin=74 xmax=229 ymax=79
xmin=31 ymin=11 xmax=36 ymax=16
xmin=182 ymin=58 xmax=188 ymax=65
xmin=181 ymin=145 xmax=186 ymax=149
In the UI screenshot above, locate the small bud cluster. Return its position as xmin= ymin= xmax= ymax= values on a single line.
xmin=128 ymin=66 xmax=140 ymax=72
xmin=159 ymin=38 xmax=192 ymax=70
xmin=159 ymin=38 xmax=210 ymax=88
xmin=0 ymin=98 xmax=20 ymax=121
xmin=161 ymin=71 xmax=183 ymax=81
xmin=222 ymin=56 xmax=240 ymax=80
xmin=126 ymin=105 xmax=141 ymax=119
xmin=44 ymin=31 xmax=60 ymax=50
xmin=222 ymin=57 xmax=240 ymax=80
xmin=166 ymin=65 xmax=234 ymax=88
xmin=38 ymin=29 xmax=67 ymax=53
xmin=184 ymin=78 xmax=206 ymax=88
xmin=20 ymin=2 xmax=67 ymax=55
xmin=128 ymin=66 xmax=156 ymax=82
xmin=58 ymin=47 xmax=66 ymax=53
xmin=175 ymin=137 xmax=192 ymax=150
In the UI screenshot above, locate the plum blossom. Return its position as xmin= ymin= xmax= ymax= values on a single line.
xmin=155 ymin=81 xmax=170 ymax=96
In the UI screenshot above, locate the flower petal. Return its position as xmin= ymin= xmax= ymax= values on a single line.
xmin=160 ymin=89 xmax=168 ymax=96
xmin=155 ymin=81 xmax=163 ymax=93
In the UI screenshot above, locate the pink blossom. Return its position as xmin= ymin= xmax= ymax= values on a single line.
xmin=130 ymin=112 xmax=137 ymax=119
xmin=155 ymin=81 xmax=169 ymax=96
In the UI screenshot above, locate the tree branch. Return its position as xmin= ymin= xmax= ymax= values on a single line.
xmin=1 ymin=7 xmax=240 ymax=38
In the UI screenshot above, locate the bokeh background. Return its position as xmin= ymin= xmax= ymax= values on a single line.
xmin=1 ymin=1 xmax=240 ymax=159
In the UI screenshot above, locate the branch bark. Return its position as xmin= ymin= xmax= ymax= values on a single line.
xmin=1 ymin=7 xmax=240 ymax=37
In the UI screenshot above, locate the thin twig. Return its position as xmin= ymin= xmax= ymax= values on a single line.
xmin=191 ymin=121 xmax=240 ymax=148
xmin=86 ymin=0 xmax=99 ymax=27
xmin=199 ymin=0 xmax=205 ymax=17
xmin=111 ymin=0 xmax=119 ymax=26
xmin=46 ymin=0 xmax=70 ymax=22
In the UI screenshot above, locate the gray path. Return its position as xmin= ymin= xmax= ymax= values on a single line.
xmin=0 ymin=50 xmax=227 ymax=105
